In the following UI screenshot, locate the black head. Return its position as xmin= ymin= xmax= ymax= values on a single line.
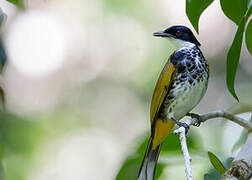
xmin=153 ymin=25 xmax=200 ymax=46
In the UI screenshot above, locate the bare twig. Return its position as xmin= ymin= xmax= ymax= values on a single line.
xmin=173 ymin=110 xmax=252 ymax=180
xmin=199 ymin=110 xmax=252 ymax=131
xmin=174 ymin=124 xmax=193 ymax=180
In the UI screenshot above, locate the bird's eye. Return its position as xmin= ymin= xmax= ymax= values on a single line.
xmin=175 ymin=30 xmax=182 ymax=37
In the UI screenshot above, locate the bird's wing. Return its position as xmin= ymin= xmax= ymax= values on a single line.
xmin=150 ymin=58 xmax=177 ymax=124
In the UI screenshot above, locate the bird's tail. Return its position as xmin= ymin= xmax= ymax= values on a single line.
xmin=138 ymin=137 xmax=162 ymax=180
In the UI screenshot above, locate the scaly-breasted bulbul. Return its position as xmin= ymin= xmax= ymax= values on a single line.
xmin=138 ymin=25 xmax=209 ymax=180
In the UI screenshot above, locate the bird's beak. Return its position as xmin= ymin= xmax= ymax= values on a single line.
xmin=153 ymin=31 xmax=173 ymax=38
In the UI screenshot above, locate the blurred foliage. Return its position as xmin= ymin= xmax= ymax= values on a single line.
xmin=6 ymin=0 xmax=23 ymax=8
xmin=116 ymin=134 xmax=165 ymax=180
xmin=116 ymin=132 xmax=202 ymax=180
xmin=232 ymin=114 xmax=252 ymax=152
xmin=204 ymin=173 xmax=218 ymax=180
xmin=186 ymin=0 xmax=252 ymax=101
xmin=0 ymin=112 xmax=46 ymax=180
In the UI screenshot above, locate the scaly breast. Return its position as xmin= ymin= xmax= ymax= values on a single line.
xmin=161 ymin=46 xmax=209 ymax=120
xmin=171 ymin=77 xmax=208 ymax=120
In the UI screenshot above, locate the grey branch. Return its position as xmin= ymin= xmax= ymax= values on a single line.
xmin=174 ymin=126 xmax=193 ymax=180
xmin=173 ymin=110 xmax=252 ymax=180
xmin=199 ymin=110 xmax=252 ymax=131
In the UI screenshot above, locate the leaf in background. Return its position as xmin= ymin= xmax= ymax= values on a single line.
xmin=245 ymin=19 xmax=252 ymax=55
xmin=220 ymin=0 xmax=248 ymax=25
xmin=232 ymin=129 xmax=248 ymax=153
xmin=204 ymin=173 xmax=219 ymax=180
xmin=232 ymin=115 xmax=252 ymax=152
xmin=116 ymin=135 xmax=165 ymax=180
xmin=161 ymin=132 xmax=201 ymax=154
xmin=115 ymin=156 xmax=141 ymax=180
xmin=136 ymin=136 xmax=149 ymax=154
xmin=117 ymin=130 xmax=202 ymax=180
xmin=115 ymin=156 xmax=165 ymax=180
xmin=224 ymin=157 xmax=234 ymax=168
xmin=186 ymin=0 xmax=214 ymax=33
xmin=0 ymin=112 xmax=46 ymax=154
xmin=208 ymin=152 xmax=226 ymax=174
xmin=226 ymin=16 xmax=246 ymax=101
xmin=0 ymin=112 xmax=46 ymax=180
xmin=6 ymin=0 xmax=23 ymax=8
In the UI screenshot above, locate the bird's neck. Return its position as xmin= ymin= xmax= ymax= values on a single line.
xmin=168 ymin=38 xmax=196 ymax=50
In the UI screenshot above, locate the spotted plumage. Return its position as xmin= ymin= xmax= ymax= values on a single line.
xmin=161 ymin=45 xmax=209 ymax=120
xmin=138 ymin=25 xmax=209 ymax=180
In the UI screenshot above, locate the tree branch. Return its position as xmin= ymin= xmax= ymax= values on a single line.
xmin=199 ymin=110 xmax=252 ymax=131
xmin=173 ymin=110 xmax=252 ymax=180
xmin=174 ymin=126 xmax=193 ymax=180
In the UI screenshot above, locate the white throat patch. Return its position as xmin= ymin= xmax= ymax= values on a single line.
xmin=166 ymin=37 xmax=195 ymax=49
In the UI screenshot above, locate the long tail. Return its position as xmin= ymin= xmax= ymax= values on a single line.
xmin=138 ymin=137 xmax=162 ymax=180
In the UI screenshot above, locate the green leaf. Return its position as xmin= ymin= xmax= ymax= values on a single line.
xmin=115 ymin=156 xmax=165 ymax=180
xmin=208 ymin=152 xmax=226 ymax=174
xmin=186 ymin=0 xmax=214 ymax=33
xmin=220 ymin=0 xmax=248 ymax=25
xmin=161 ymin=133 xmax=201 ymax=154
xmin=204 ymin=173 xmax=218 ymax=180
xmin=116 ymin=135 xmax=166 ymax=180
xmin=6 ymin=0 xmax=23 ymax=8
xmin=245 ymin=19 xmax=252 ymax=55
xmin=118 ymin=132 xmax=201 ymax=180
xmin=115 ymin=156 xmax=141 ymax=180
xmin=226 ymin=16 xmax=246 ymax=101
xmin=0 ymin=113 xmax=45 ymax=154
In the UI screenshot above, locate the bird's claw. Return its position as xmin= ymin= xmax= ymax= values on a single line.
xmin=177 ymin=121 xmax=190 ymax=134
xmin=187 ymin=113 xmax=202 ymax=127
xmin=171 ymin=117 xmax=190 ymax=134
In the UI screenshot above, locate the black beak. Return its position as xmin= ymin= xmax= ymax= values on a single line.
xmin=153 ymin=31 xmax=173 ymax=37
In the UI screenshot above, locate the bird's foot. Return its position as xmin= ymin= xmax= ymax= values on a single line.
xmin=187 ymin=113 xmax=202 ymax=127
xmin=171 ymin=117 xmax=190 ymax=134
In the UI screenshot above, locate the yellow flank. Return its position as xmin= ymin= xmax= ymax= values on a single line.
xmin=152 ymin=119 xmax=175 ymax=150
xmin=150 ymin=60 xmax=176 ymax=123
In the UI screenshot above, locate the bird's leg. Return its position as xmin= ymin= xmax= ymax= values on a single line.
xmin=171 ymin=117 xmax=190 ymax=134
xmin=186 ymin=112 xmax=202 ymax=127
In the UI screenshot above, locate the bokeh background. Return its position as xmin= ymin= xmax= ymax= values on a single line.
xmin=0 ymin=0 xmax=251 ymax=179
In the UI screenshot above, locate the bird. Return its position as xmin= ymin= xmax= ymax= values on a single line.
xmin=138 ymin=25 xmax=209 ymax=180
